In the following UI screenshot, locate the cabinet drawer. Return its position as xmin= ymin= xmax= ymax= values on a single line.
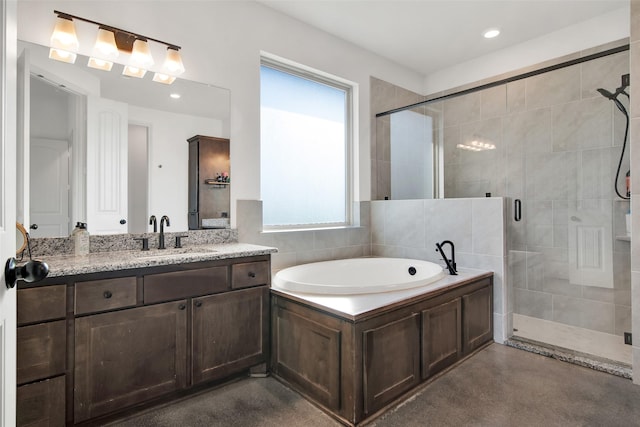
xmin=144 ymin=266 xmax=228 ymax=304
xmin=17 ymin=376 xmax=65 ymax=427
xmin=75 ymin=277 xmax=137 ymax=315
xmin=18 ymin=285 xmax=66 ymax=325
xmin=231 ymin=261 xmax=270 ymax=289
xmin=17 ymin=320 xmax=66 ymax=385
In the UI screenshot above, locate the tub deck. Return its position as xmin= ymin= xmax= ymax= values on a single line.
xmin=270 ymin=269 xmax=494 ymax=426
xmin=271 ymin=268 xmax=493 ymax=322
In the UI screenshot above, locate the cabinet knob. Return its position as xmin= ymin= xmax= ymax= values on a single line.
xmin=103 ymin=290 xmax=112 ymax=299
xmin=179 ymin=304 xmax=186 ymax=310
xmin=194 ymin=300 xmax=202 ymax=307
xmin=120 ymin=219 xmax=127 ymax=225
xmin=248 ymin=272 xmax=256 ymax=278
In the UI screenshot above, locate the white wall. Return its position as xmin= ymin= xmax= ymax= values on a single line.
xmin=424 ymin=7 xmax=630 ymax=94
xmin=16 ymin=1 xmax=427 ymax=228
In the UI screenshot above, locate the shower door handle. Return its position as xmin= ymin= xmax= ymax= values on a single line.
xmin=514 ymin=199 xmax=522 ymax=222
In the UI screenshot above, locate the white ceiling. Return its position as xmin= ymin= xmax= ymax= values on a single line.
xmin=259 ymin=0 xmax=629 ymax=76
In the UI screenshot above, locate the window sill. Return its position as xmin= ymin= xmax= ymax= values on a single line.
xmin=261 ymin=225 xmax=363 ymax=234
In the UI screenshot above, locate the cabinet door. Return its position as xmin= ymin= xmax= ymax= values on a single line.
xmin=363 ymin=313 xmax=420 ymax=415
xmin=192 ymin=286 xmax=268 ymax=384
xmin=462 ymin=282 xmax=493 ymax=354
xmin=74 ymin=301 xmax=187 ymax=422
xmin=17 ymin=376 xmax=65 ymax=427
xmin=422 ymin=298 xmax=461 ymax=379
xmin=17 ymin=320 xmax=66 ymax=385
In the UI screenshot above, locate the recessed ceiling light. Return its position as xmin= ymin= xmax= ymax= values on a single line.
xmin=170 ymin=93 xmax=181 ymax=99
xmin=483 ymin=28 xmax=500 ymax=39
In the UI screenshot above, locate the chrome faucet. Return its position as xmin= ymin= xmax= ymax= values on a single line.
xmin=436 ymin=240 xmax=457 ymax=275
xmin=158 ymin=215 xmax=170 ymax=249
xmin=149 ymin=215 xmax=157 ymax=233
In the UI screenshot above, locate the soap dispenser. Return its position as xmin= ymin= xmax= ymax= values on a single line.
xmin=73 ymin=222 xmax=90 ymax=256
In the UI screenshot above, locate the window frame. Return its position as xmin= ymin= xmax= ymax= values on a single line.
xmin=259 ymin=55 xmax=355 ymax=231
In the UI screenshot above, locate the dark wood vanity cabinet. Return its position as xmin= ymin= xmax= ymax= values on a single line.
xmin=17 ymin=255 xmax=271 ymax=426
xmin=192 ymin=287 xmax=269 ymax=384
xmin=16 ymin=285 xmax=67 ymax=427
xmin=272 ymin=274 xmax=493 ymax=426
xmin=74 ymin=301 xmax=188 ymax=422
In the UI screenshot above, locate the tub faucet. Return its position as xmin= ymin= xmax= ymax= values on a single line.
xmin=158 ymin=215 xmax=170 ymax=249
xmin=149 ymin=215 xmax=157 ymax=233
xmin=436 ymin=240 xmax=457 ymax=275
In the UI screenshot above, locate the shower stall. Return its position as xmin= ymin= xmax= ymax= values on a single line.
xmin=375 ymin=44 xmax=631 ymax=365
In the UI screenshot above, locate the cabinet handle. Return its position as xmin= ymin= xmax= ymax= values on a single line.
xmin=194 ymin=300 xmax=202 ymax=307
xmin=103 ymin=290 xmax=112 ymax=299
xmin=248 ymin=272 xmax=256 ymax=278
xmin=178 ymin=304 xmax=186 ymax=310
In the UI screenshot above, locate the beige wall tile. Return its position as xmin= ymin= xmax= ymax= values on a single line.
xmin=526 ymin=65 xmax=581 ymax=110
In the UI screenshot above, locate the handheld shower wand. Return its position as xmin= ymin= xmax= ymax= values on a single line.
xmin=597 ymin=74 xmax=630 ymax=200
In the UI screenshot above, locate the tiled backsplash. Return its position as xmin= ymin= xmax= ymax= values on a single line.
xmin=236 ymin=200 xmax=371 ymax=273
xmin=236 ymin=197 xmax=508 ymax=344
xmin=370 ymin=197 xmax=508 ymax=344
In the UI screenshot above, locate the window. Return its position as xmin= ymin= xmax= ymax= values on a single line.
xmin=260 ymin=59 xmax=352 ymax=229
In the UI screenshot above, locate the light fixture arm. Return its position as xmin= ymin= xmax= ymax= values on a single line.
xmin=54 ymin=10 xmax=181 ymax=51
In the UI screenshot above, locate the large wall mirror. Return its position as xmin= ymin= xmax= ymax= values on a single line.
xmin=18 ymin=40 xmax=230 ymax=237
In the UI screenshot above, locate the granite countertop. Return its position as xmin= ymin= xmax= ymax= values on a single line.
xmin=37 ymin=242 xmax=278 ymax=277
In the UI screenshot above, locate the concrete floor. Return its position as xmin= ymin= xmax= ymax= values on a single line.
xmin=108 ymin=344 xmax=640 ymax=427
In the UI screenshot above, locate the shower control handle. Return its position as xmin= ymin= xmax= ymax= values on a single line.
xmin=514 ymin=199 xmax=522 ymax=222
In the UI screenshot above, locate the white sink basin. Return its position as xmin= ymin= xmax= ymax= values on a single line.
xmin=134 ymin=247 xmax=217 ymax=259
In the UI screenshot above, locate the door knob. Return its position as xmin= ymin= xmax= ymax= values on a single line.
xmin=120 ymin=219 xmax=127 ymax=225
xmin=5 ymin=258 xmax=49 ymax=289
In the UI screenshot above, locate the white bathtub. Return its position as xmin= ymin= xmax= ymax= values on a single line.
xmin=273 ymin=257 xmax=445 ymax=295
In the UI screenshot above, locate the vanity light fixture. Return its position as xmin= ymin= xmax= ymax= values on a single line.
xmin=153 ymin=73 xmax=177 ymax=85
xmin=49 ymin=10 xmax=185 ymax=83
xmin=123 ymin=39 xmax=154 ymax=78
xmin=153 ymin=47 xmax=185 ymax=84
xmin=49 ymin=14 xmax=79 ymax=64
xmin=87 ymin=28 xmax=118 ymax=71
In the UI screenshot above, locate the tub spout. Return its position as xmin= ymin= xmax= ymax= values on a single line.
xmin=436 ymin=240 xmax=457 ymax=275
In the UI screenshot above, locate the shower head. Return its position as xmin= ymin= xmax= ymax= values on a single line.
xmin=597 ymin=88 xmax=615 ymax=100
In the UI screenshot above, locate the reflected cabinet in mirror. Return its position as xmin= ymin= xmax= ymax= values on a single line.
xmin=19 ymin=40 xmax=231 ymax=237
xmin=188 ymin=135 xmax=230 ymax=230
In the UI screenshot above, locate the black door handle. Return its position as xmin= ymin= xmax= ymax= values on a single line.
xmin=515 ymin=199 xmax=522 ymax=222
xmin=120 ymin=219 xmax=127 ymax=225
xmin=5 ymin=258 xmax=49 ymax=289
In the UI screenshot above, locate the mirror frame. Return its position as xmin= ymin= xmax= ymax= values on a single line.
xmin=16 ymin=222 xmax=28 ymax=255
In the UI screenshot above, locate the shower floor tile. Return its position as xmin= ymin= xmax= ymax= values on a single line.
xmin=512 ymin=314 xmax=631 ymax=365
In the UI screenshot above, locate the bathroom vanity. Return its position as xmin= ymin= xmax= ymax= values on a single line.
xmin=16 ymin=243 xmax=275 ymax=426
xmin=270 ymin=271 xmax=493 ymax=426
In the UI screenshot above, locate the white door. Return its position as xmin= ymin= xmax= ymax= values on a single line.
xmin=1 ymin=1 xmax=19 ymax=425
xmin=30 ymin=138 xmax=70 ymax=237
xmin=16 ymin=46 xmax=29 ymax=228
xmin=86 ymin=96 xmax=128 ymax=234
